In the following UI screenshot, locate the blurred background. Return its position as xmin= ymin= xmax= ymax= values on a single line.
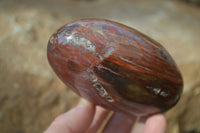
xmin=0 ymin=0 xmax=200 ymax=133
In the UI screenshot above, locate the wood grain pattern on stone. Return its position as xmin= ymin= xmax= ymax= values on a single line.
xmin=47 ymin=19 xmax=183 ymax=116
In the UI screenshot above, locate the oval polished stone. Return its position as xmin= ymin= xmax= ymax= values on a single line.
xmin=47 ymin=19 xmax=183 ymax=116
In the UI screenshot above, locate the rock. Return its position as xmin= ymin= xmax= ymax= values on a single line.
xmin=0 ymin=0 xmax=200 ymax=132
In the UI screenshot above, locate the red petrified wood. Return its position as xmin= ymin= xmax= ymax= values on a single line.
xmin=47 ymin=19 xmax=183 ymax=116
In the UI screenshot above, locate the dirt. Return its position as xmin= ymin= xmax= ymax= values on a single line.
xmin=0 ymin=0 xmax=200 ymax=133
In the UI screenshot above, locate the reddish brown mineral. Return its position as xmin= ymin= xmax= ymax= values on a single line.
xmin=47 ymin=19 xmax=183 ymax=116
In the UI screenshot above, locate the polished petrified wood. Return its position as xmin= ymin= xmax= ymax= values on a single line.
xmin=47 ymin=19 xmax=183 ymax=116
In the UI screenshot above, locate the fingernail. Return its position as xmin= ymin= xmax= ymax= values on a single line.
xmin=77 ymin=98 xmax=90 ymax=107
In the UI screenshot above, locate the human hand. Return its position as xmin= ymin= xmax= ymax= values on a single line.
xmin=44 ymin=99 xmax=167 ymax=133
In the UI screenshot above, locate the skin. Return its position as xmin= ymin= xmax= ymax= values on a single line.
xmin=44 ymin=99 xmax=167 ymax=133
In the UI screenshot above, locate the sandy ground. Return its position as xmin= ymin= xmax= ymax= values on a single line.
xmin=0 ymin=0 xmax=200 ymax=132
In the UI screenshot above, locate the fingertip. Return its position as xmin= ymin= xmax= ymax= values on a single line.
xmin=103 ymin=112 xmax=136 ymax=133
xmin=86 ymin=106 xmax=110 ymax=133
xmin=144 ymin=114 xmax=167 ymax=133
xmin=45 ymin=99 xmax=96 ymax=133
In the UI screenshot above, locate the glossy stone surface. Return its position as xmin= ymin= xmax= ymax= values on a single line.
xmin=47 ymin=19 xmax=183 ymax=116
